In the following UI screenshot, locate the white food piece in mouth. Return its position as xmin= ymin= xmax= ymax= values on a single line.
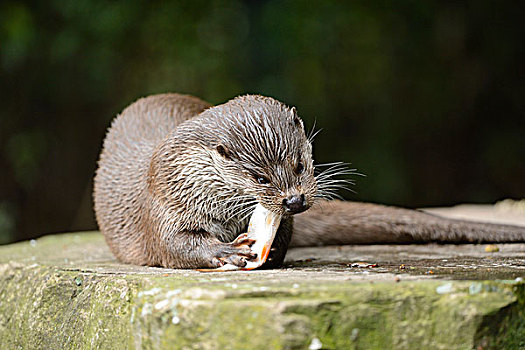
xmin=206 ymin=203 xmax=282 ymax=271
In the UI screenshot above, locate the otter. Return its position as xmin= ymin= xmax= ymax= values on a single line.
xmin=93 ymin=93 xmax=525 ymax=269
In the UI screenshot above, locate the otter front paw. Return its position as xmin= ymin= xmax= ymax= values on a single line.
xmin=209 ymin=239 xmax=257 ymax=268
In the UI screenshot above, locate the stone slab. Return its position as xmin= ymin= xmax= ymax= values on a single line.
xmin=1 ymin=202 xmax=524 ymax=349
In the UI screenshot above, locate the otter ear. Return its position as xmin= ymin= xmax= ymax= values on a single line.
xmin=216 ymin=144 xmax=231 ymax=159
xmin=290 ymin=107 xmax=303 ymax=128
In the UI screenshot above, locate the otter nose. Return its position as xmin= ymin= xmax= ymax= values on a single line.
xmin=282 ymin=194 xmax=307 ymax=214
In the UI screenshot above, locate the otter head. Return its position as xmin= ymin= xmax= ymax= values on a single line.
xmin=199 ymin=95 xmax=317 ymax=217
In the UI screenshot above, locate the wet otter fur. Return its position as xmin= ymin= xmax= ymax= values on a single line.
xmin=93 ymin=93 xmax=525 ymax=269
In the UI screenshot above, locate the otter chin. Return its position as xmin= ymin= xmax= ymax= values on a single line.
xmin=94 ymin=93 xmax=525 ymax=270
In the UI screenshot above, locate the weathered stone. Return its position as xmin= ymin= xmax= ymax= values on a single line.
xmin=0 ymin=231 xmax=523 ymax=350
xmin=1 ymin=202 xmax=524 ymax=349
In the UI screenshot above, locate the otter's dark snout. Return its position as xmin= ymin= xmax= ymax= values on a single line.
xmin=283 ymin=194 xmax=307 ymax=214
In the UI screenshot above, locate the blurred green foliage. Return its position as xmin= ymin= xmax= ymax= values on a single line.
xmin=1 ymin=0 xmax=524 ymax=243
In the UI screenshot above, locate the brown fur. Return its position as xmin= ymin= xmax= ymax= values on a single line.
xmin=94 ymin=93 xmax=525 ymax=269
xmin=94 ymin=93 xmax=314 ymax=268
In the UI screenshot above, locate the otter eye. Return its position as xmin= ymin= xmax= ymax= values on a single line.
xmin=255 ymin=175 xmax=270 ymax=184
xmin=295 ymin=162 xmax=304 ymax=174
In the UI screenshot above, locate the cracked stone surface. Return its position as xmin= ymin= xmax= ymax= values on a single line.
xmin=0 ymin=202 xmax=524 ymax=349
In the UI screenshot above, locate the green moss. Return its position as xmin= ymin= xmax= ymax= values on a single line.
xmin=473 ymin=282 xmax=525 ymax=350
xmin=0 ymin=264 xmax=133 ymax=349
xmin=1 ymin=233 xmax=524 ymax=349
xmin=121 ymin=279 xmax=522 ymax=350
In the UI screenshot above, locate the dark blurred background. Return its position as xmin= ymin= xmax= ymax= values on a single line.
xmin=1 ymin=0 xmax=524 ymax=244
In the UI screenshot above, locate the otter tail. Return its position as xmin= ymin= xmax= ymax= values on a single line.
xmin=290 ymin=200 xmax=525 ymax=247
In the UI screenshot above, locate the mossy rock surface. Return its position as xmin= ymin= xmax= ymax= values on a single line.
xmin=1 ymin=231 xmax=524 ymax=349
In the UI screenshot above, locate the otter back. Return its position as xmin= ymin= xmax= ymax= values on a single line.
xmin=93 ymin=94 xmax=211 ymax=265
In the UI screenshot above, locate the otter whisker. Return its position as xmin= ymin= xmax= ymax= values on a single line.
xmin=316 ymin=174 xmax=360 ymax=183
xmin=317 ymin=184 xmax=355 ymax=191
xmin=317 ymin=184 xmax=356 ymax=192
xmin=314 ymin=190 xmax=344 ymax=201
xmin=307 ymin=120 xmax=322 ymax=144
xmin=213 ymin=194 xmax=256 ymax=207
xmin=223 ymin=199 xmax=257 ymax=214
xmin=229 ymin=201 xmax=257 ymax=224
xmin=316 ymin=180 xmax=358 ymax=195
xmin=313 ymin=162 xmax=364 ymax=199
xmin=314 ymin=161 xmax=356 ymax=171
xmin=219 ymin=197 xmax=257 ymax=208
xmin=316 ymin=171 xmax=362 ymax=181
xmin=208 ymin=192 xmax=254 ymax=205
xmin=315 ymin=187 xmax=344 ymax=196
xmin=222 ymin=201 xmax=258 ymax=221
xmin=238 ymin=204 xmax=257 ymax=223
xmin=224 ymin=200 xmax=258 ymax=223
xmin=317 ymin=179 xmax=357 ymax=186
xmin=314 ymin=161 xmax=349 ymax=166
xmin=315 ymin=166 xmax=361 ymax=178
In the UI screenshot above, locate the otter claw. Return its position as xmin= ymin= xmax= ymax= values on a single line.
xmin=220 ymin=255 xmax=247 ymax=268
xmin=231 ymin=233 xmax=255 ymax=247
xmin=211 ymin=258 xmax=225 ymax=267
xmin=209 ymin=242 xmax=257 ymax=268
